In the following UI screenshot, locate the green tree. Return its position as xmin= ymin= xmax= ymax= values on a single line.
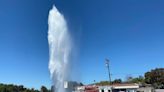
xmin=79 ymin=83 xmax=84 ymax=86
xmin=126 ymin=75 xmax=133 ymax=83
xmin=131 ymin=76 xmax=145 ymax=83
xmin=41 ymin=86 xmax=48 ymax=92
xmin=113 ymin=79 xmax=122 ymax=83
xmin=145 ymin=68 xmax=164 ymax=89
xmin=0 ymin=83 xmax=40 ymax=92
xmin=96 ymin=81 xmax=110 ymax=86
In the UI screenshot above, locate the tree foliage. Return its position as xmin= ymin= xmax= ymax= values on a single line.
xmin=145 ymin=68 xmax=164 ymax=89
xmin=126 ymin=76 xmax=145 ymax=84
xmin=113 ymin=79 xmax=122 ymax=83
xmin=0 ymin=83 xmax=50 ymax=92
xmin=40 ymin=86 xmax=49 ymax=92
xmin=95 ymin=81 xmax=110 ymax=86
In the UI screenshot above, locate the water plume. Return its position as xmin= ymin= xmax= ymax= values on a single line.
xmin=48 ymin=5 xmax=72 ymax=92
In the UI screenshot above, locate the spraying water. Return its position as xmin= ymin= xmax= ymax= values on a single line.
xmin=48 ymin=5 xmax=72 ymax=92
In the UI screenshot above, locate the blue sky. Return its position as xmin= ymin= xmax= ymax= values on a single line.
xmin=0 ymin=0 xmax=164 ymax=89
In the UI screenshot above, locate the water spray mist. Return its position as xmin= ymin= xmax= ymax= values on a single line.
xmin=48 ymin=5 xmax=72 ymax=92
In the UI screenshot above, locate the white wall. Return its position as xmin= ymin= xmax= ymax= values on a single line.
xmin=155 ymin=89 xmax=164 ymax=92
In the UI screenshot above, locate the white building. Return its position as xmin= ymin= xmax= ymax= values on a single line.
xmin=98 ymin=83 xmax=139 ymax=92
xmin=75 ymin=83 xmax=139 ymax=92
xmin=99 ymin=86 xmax=112 ymax=92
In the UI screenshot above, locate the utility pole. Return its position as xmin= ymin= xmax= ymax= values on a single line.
xmin=105 ymin=58 xmax=112 ymax=84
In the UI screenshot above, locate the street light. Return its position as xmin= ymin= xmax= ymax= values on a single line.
xmin=105 ymin=58 xmax=112 ymax=84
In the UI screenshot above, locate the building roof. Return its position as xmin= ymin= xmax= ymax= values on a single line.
xmin=97 ymin=83 xmax=139 ymax=89
xmin=77 ymin=83 xmax=139 ymax=91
